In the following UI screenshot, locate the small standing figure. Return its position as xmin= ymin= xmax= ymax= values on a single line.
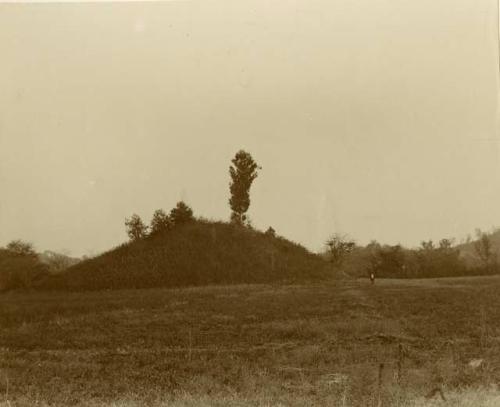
xmin=370 ymin=272 xmax=375 ymax=285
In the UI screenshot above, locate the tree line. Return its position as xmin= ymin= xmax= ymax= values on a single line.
xmin=324 ymin=230 xmax=499 ymax=278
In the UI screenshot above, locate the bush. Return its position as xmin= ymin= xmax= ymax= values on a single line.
xmin=0 ymin=248 xmax=48 ymax=291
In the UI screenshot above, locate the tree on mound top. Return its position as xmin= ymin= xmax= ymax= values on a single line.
xmin=229 ymin=150 xmax=260 ymax=226
xmin=125 ymin=214 xmax=148 ymax=241
xmin=265 ymin=227 xmax=276 ymax=237
xmin=169 ymin=201 xmax=194 ymax=226
xmin=150 ymin=209 xmax=172 ymax=235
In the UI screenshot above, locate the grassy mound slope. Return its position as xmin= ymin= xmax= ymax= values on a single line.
xmin=39 ymin=220 xmax=328 ymax=291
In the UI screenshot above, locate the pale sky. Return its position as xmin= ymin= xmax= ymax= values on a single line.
xmin=1 ymin=0 xmax=500 ymax=256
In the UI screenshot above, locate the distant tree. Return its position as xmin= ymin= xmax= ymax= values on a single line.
xmin=325 ymin=234 xmax=356 ymax=268
xmin=150 ymin=209 xmax=172 ymax=235
xmin=265 ymin=227 xmax=276 ymax=238
xmin=375 ymin=244 xmax=406 ymax=277
xmin=169 ymin=201 xmax=194 ymax=226
xmin=420 ymin=240 xmax=434 ymax=251
xmin=413 ymin=238 xmax=465 ymax=277
xmin=229 ymin=150 xmax=260 ymax=226
xmin=474 ymin=231 xmax=494 ymax=269
xmin=435 ymin=238 xmax=462 ymax=277
xmin=438 ymin=238 xmax=453 ymax=250
xmin=125 ymin=214 xmax=148 ymax=241
xmin=365 ymin=240 xmax=382 ymax=274
xmin=6 ymin=240 xmax=37 ymax=258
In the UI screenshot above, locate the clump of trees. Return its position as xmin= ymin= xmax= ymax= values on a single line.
xmin=125 ymin=201 xmax=194 ymax=242
xmin=229 ymin=150 xmax=260 ymax=226
xmin=325 ymin=234 xmax=356 ymax=269
xmin=335 ymin=233 xmax=499 ymax=279
xmin=365 ymin=240 xmax=464 ymax=278
xmin=150 ymin=209 xmax=171 ymax=235
xmin=367 ymin=242 xmax=407 ymax=277
xmin=124 ymin=149 xmax=261 ymax=242
xmin=474 ymin=230 xmax=497 ymax=272
xmin=6 ymin=240 xmax=37 ymax=257
xmin=0 ymin=240 xmax=48 ymax=291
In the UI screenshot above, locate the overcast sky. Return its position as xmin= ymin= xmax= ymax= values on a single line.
xmin=1 ymin=0 xmax=500 ymax=256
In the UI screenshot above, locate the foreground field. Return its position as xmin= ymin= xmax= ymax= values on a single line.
xmin=0 ymin=276 xmax=499 ymax=406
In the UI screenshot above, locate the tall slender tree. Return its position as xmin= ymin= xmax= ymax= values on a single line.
xmin=228 ymin=150 xmax=260 ymax=225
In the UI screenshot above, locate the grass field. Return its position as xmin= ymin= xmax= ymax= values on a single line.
xmin=0 ymin=276 xmax=499 ymax=406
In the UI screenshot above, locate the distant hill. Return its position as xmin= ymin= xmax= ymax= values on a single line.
xmin=39 ymin=251 xmax=81 ymax=273
xmin=38 ymin=220 xmax=329 ymax=291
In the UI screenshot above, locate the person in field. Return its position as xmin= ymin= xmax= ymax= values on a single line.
xmin=370 ymin=272 xmax=375 ymax=285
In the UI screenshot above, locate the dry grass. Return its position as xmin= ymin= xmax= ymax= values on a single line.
xmin=0 ymin=276 xmax=499 ymax=406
